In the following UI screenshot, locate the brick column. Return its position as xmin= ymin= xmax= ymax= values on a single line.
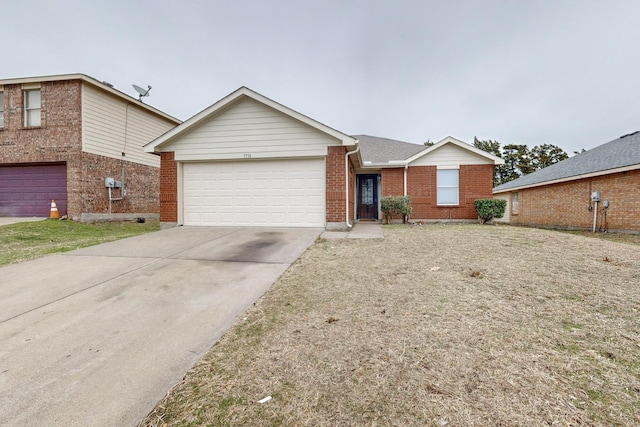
xmin=326 ymin=146 xmax=347 ymax=224
xmin=159 ymin=152 xmax=178 ymax=222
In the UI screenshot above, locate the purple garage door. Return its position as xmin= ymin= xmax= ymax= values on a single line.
xmin=0 ymin=164 xmax=67 ymax=217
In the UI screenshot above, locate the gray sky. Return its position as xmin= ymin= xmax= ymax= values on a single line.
xmin=5 ymin=0 xmax=640 ymax=153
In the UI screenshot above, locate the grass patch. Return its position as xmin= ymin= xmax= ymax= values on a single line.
xmin=140 ymin=225 xmax=640 ymax=426
xmin=0 ymin=219 xmax=159 ymax=267
xmin=560 ymin=229 xmax=640 ymax=246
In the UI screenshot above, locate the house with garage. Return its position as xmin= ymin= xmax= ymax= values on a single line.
xmin=493 ymin=131 xmax=640 ymax=233
xmin=145 ymin=87 xmax=503 ymax=229
xmin=0 ymin=74 xmax=180 ymax=221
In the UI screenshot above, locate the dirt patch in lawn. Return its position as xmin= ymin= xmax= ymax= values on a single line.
xmin=141 ymin=225 xmax=640 ymax=426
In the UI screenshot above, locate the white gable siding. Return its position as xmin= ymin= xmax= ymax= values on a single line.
xmin=167 ymin=97 xmax=341 ymax=161
xmin=82 ymin=84 xmax=176 ymax=167
xmin=493 ymin=193 xmax=511 ymax=223
xmin=409 ymin=143 xmax=495 ymax=168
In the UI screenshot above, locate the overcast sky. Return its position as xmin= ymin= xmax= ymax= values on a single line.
xmin=4 ymin=0 xmax=639 ymax=153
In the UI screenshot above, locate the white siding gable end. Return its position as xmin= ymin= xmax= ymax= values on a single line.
xmin=407 ymin=136 xmax=504 ymax=167
xmin=162 ymin=97 xmax=344 ymax=161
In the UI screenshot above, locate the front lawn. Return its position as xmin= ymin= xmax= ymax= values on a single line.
xmin=140 ymin=224 xmax=640 ymax=426
xmin=0 ymin=219 xmax=159 ymax=267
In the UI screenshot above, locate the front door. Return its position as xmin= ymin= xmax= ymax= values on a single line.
xmin=357 ymin=174 xmax=379 ymax=220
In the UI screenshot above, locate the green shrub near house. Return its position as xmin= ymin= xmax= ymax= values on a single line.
xmin=474 ymin=198 xmax=507 ymax=224
xmin=380 ymin=196 xmax=412 ymax=224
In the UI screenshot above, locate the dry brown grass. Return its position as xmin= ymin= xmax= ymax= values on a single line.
xmin=141 ymin=225 xmax=640 ymax=426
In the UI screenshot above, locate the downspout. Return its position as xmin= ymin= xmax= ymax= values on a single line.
xmin=403 ymin=164 xmax=408 ymax=196
xmin=345 ymin=145 xmax=360 ymax=228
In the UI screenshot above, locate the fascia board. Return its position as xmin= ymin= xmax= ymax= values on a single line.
xmin=493 ymin=163 xmax=640 ymax=194
xmin=360 ymin=162 xmax=407 ymax=169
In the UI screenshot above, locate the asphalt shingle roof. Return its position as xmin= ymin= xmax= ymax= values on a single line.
xmin=493 ymin=131 xmax=640 ymax=192
xmin=353 ymin=134 xmax=426 ymax=164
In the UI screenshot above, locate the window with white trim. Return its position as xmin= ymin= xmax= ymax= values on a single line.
xmin=512 ymin=192 xmax=519 ymax=214
xmin=0 ymin=91 xmax=4 ymax=128
xmin=24 ymin=89 xmax=41 ymax=127
xmin=437 ymin=169 xmax=459 ymax=205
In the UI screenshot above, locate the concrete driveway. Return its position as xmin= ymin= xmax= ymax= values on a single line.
xmin=0 ymin=226 xmax=321 ymax=427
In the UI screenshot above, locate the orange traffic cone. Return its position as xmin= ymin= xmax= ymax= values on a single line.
xmin=50 ymin=199 xmax=60 ymax=219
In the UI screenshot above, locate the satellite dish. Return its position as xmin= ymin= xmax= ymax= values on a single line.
xmin=132 ymin=84 xmax=152 ymax=102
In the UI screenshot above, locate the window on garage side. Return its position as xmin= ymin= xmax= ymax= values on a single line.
xmin=437 ymin=168 xmax=459 ymax=205
xmin=512 ymin=191 xmax=519 ymax=214
xmin=0 ymin=91 xmax=4 ymax=128
xmin=24 ymin=89 xmax=41 ymax=127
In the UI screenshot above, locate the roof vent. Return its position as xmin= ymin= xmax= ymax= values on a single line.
xmin=620 ymin=131 xmax=639 ymax=139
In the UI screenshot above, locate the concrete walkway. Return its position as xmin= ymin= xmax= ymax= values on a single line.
xmin=321 ymin=221 xmax=384 ymax=239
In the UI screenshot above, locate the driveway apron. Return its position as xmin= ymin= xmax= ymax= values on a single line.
xmin=0 ymin=226 xmax=320 ymax=427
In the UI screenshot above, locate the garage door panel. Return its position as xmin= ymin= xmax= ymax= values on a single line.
xmin=0 ymin=164 xmax=67 ymax=217
xmin=183 ymin=159 xmax=325 ymax=227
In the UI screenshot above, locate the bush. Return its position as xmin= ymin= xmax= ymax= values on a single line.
xmin=474 ymin=198 xmax=507 ymax=224
xmin=380 ymin=196 xmax=412 ymax=224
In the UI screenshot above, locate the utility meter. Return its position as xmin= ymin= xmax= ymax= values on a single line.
xmin=105 ymin=177 xmax=115 ymax=188
xmin=591 ymin=191 xmax=601 ymax=202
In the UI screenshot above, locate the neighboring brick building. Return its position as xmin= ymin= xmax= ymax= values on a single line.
xmin=493 ymin=131 xmax=640 ymax=233
xmin=145 ymin=87 xmax=503 ymax=229
xmin=0 ymin=74 xmax=180 ymax=221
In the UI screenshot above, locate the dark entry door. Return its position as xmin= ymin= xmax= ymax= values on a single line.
xmin=357 ymin=174 xmax=378 ymax=220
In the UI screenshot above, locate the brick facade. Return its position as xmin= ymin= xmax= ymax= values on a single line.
xmin=378 ymin=164 xmax=494 ymax=220
xmin=0 ymin=78 xmax=162 ymax=221
xmin=159 ymin=151 xmax=178 ymax=222
xmin=326 ymin=146 xmax=349 ymax=224
xmin=381 ymin=168 xmax=404 ymax=196
xmin=507 ymin=169 xmax=640 ymax=232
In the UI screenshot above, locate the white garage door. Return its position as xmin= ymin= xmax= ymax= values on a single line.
xmin=183 ymin=158 xmax=326 ymax=227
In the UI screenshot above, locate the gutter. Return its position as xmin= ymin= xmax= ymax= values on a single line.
xmin=345 ymin=144 xmax=360 ymax=228
xmin=404 ymin=164 xmax=408 ymax=196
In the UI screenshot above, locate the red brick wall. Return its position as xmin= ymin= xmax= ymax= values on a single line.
xmin=510 ymin=169 xmax=640 ymax=232
xmin=159 ymin=151 xmax=178 ymax=222
xmin=75 ymin=152 xmax=159 ymax=216
xmin=379 ymin=164 xmax=494 ymax=220
xmin=0 ymin=79 xmax=160 ymax=220
xmin=459 ymin=164 xmax=495 ymax=218
xmin=381 ymin=168 xmax=404 ymax=196
xmin=326 ymin=146 xmax=347 ymax=223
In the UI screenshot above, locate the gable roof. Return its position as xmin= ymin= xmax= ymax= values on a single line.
xmin=145 ymin=86 xmax=357 ymax=153
xmin=493 ymin=131 xmax=640 ymax=193
xmin=405 ymin=136 xmax=504 ymax=165
xmin=354 ymin=135 xmax=504 ymax=167
xmin=353 ymin=134 xmax=426 ymax=165
xmin=0 ymin=73 xmax=180 ymax=124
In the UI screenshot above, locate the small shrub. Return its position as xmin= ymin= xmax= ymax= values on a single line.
xmin=474 ymin=198 xmax=506 ymax=224
xmin=380 ymin=196 xmax=412 ymax=224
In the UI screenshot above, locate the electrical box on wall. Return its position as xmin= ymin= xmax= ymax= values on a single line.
xmin=591 ymin=191 xmax=601 ymax=202
xmin=105 ymin=178 xmax=122 ymax=188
